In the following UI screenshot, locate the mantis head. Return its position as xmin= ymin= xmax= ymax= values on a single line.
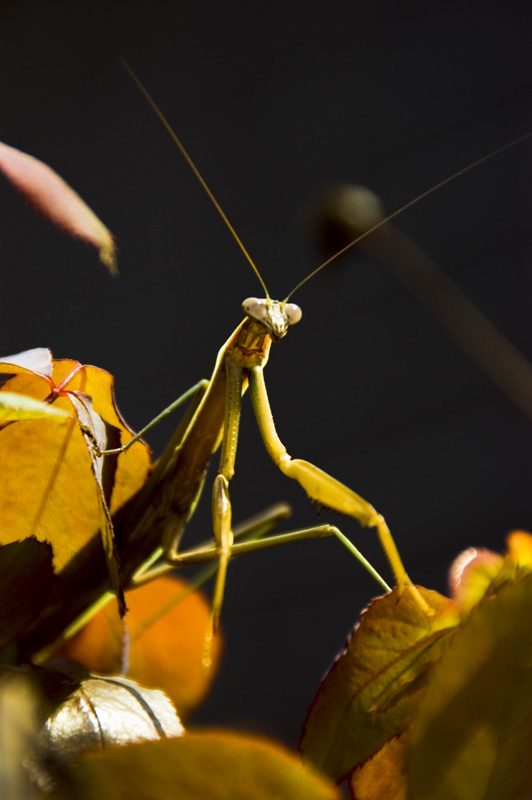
xmin=242 ymin=297 xmax=302 ymax=340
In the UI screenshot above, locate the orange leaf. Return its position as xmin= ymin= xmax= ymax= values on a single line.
xmin=57 ymin=576 xmax=222 ymax=718
xmin=506 ymin=529 xmax=532 ymax=567
xmin=0 ymin=141 xmax=117 ymax=274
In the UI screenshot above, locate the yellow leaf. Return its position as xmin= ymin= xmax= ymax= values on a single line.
xmin=0 ymin=352 xmax=150 ymax=577
xmin=0 ymin=392 xmax=72 ymax=422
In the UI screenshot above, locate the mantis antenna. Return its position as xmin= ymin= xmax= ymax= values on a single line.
xmin=283 ymin=131 xmax=532 ymax=301
xmin=121 ymin=57 xmax=531 ymax=307
xmin=120 ymin=57 xmax=270 ymax=300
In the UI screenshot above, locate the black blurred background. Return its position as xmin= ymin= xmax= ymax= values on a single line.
xmin=1 ymin=0 xmax=531 ymax=746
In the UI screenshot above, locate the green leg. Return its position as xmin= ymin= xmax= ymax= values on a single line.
xmin=98 ymin=379 xmax=209 ymax=455
xmin=176 ymin=522 xmax=391 ymax=592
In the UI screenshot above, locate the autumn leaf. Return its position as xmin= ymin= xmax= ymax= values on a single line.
xmin=350 ymin=730 xmax=408 ymax=800
xmin=408 ymin=573 xmax=532 ymax=800
xmin=57 ymin=576 xmax=222 ymax=718
xmin=449 ymin=546 xmax=504 ymax=617
xmin=50 ymin=729 xmax=341 ymax=800
xmin=0 ymin=349 xmax=150 ymax=614
xmin=0 ymin=665 xmax=183 ymax=794
xmin=449 ymin=530 xmax=532 ymax=618
xmin=0 ymin=392 xmax=72 ymax=423
xmin=506 ymin=529 xmax=532 ymax=569
xmin=43 ymin=674 xmax=184 ymax=756
xmin=0 ymin=141 xmax=117 ymax=273
xmin=300 ymin=587 xmax=459 ymax=782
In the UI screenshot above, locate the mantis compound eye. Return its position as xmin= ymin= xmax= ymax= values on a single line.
xmin=242 ymin=297 xmax=268 ymax=321
xmin=283 ymin=303 xmax=302 ymax=326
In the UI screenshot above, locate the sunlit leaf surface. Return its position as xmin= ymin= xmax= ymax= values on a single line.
xmin=0 ymin=392 xmax=72 ymax=423
xmin=300 ymin=587 xmax=459 ymax=781
xmin=0 ymin=665 xmax=183 ymax=794
xmin=0 ymin=349 xmax=150 ymax=616
xmin=44 ymin=674 xmax=184 ymax=758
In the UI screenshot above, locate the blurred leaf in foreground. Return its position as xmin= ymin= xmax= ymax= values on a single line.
xmin=51 ymin=729 xmax=340 ymax=800
xmin=0 ymin=672 xmax=42 ymax=800
xmin=408 ymin=572 xmax=532 ymax=800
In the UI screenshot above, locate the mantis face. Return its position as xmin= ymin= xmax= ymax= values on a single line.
xmin=242 ymin=297 xmax=302 ymax=340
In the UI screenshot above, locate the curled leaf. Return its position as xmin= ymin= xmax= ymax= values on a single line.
xmin=0 ymin=141 xmax=117 ymax=274
xmin=0 ymin=665 xmax=183 ymax=793
xmin=67 ymin=390 xmax=125 ymax=615
xmin=0 ymin=348 xmax=53 ymax=379
xmin=449 ymin=547 xmax=504 ymax=617
xmin=449 ymin=532 xmax=532 ymax=618
xmin=43 ymin=675 xmax=184 ymax=758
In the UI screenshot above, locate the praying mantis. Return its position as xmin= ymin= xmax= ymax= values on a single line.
xmin=98 ymin=63 xmax=422 ymax=667
xmin=95 ymin=63 xmax=529 ymax=666
xmin=20 ymin=63 xmax=530 ymax=673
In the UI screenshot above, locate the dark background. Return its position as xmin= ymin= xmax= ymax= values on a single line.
xmin=1 ymin=0 xmax=531 ymax=746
